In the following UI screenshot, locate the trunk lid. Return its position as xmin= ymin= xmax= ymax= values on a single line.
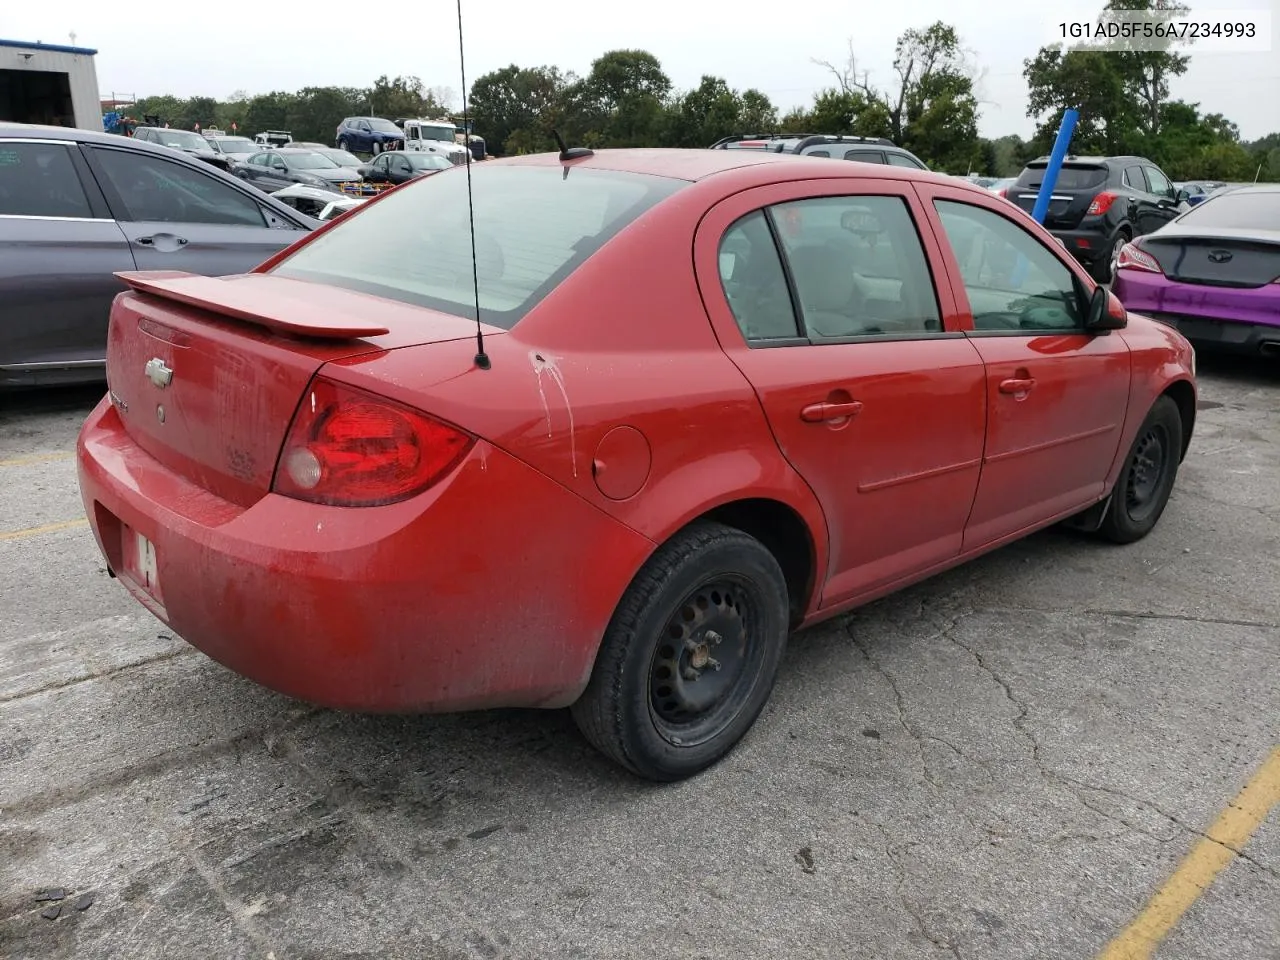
xmin=1009 ymin=162 xmax=1110 ymax=229
xmin=1140 ymin=231 xmax=1280 ymax=288
xmin=105 ymin=271 xmax=496 ymax=507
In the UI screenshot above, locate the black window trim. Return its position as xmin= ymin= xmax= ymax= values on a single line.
xmin=930 ymin=195 xmax=1093 ymax=339
xmin=722 ymin=191 xmax=953 ymax=350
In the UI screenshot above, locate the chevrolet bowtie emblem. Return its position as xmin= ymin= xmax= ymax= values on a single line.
xmin=144 ymin=357 xmax=173 ymax=389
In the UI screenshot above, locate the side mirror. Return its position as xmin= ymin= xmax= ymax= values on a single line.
xmin=1175 ymin=189 xmax=1190 ymax=203
xmin=1085 ymin=285 xmax=1127 ymax=331
xmin=357 ymin=165 xmax=372 ymax=177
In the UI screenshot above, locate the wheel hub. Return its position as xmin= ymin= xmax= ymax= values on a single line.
xmin=1127 ymin=427 xmax=1167 ymax=512
xmin=649 ymin=583 xmax=752 ymax=741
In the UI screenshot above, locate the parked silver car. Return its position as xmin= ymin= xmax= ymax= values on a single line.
xmin=0 ymin=123 xmax=317 ymax=388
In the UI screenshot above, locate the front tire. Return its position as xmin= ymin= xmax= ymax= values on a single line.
xmin=571 ymin=521 xmax=790 ymax=782
xmin=337 ymin=137 xmax=349 ymax=151
xmin=1098 ymin=395 xmax=1183 ymax=543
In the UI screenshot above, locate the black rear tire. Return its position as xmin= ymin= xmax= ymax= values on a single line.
xmin=571 ymin=521 xmax=790 ymax=782
xmin=1098 ymin=395 xmax=1183 ymax=543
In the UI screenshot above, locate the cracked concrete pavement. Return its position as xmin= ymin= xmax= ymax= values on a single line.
xmin=1 ymin=354 xmax=1278 ymax=959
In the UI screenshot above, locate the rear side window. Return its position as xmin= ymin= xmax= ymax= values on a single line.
xmin=887 ymin=153 xmax=925 ymax=169
xmin=0 ymin=142 xmax=93 ymax=218
xmin=844 ymin=150 xmax=885 ymax=163
xmin=271 ymin=165 xmax=685 ymax=329
xmin=1178 ymin=190 xmax=1280 ymax=231
xmin=718 ymin=210 xmax=800 ymax=341
xmin=1015 ymin=164 xmax=1108 ymax=190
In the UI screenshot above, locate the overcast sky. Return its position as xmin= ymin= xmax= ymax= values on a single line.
xmin=5 ymin=0 xmax=1278 ymax=140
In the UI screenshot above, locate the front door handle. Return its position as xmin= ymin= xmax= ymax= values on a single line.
xmin=801 ymin=400 xmax=863 ymax=422
xmin=999 ymin=377 xmax=1036 ymax=394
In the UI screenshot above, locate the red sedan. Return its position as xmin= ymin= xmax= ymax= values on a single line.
xmin=76 ymin=148 xmax=1197 ymax=781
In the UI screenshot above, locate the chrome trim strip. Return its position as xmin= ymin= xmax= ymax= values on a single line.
xmin=0 ymin=214 xmax=113 ymax=223
xmin=0 ymin=359 xmax=106 ymax=371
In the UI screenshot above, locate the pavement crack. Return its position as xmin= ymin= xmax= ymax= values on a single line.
xmin=0 ymin=646 xmax=197 ymax=705
xmin=875 ymin=823 xmax=963 ymax=958
xmin=848 ymin=621 xmax=940 ymax=790
xmin=941 ymin=624 xmax=1040 ymax=762
xmin=1085 ymin=609 xmax=1280 ymax=631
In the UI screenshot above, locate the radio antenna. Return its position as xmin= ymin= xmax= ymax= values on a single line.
xmin=456 ymin=0 xmax=490 ymax=370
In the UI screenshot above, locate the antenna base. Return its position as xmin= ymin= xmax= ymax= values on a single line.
xmin=474 ymin=352 xmax=492 ymax=370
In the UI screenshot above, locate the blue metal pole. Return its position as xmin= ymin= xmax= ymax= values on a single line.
xmin=1031 ymin=108 xmax=1079 ymax=225
xmin=1009 ymin=108 xmax=1080 ymax=290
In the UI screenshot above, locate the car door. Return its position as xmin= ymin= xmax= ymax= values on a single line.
xmin=1139 ymin=164 xmax=1181 ymax=234
xmin=237 ymin=152 xmax=270 ymax=187
xmin=0 ymin=138 xmax=137 ymax=378
xmin=368 ymin=153 xmax=391 ymax=183
xmin=389 ymin=155 xmax=415 ymax=184
xmin=915 ymin=182 xmax=1131 ymax=550
xmin=694 ymin=179 xmax=988 ymax=607
xmin=356 ymin=120 xmax=373 ymax=152
xmin=83 ymin=145 xmax=304 ymax=277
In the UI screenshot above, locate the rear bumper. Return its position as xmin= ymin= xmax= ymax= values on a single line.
xmin=76 ymin=397 xmax=655 ymax=713
xmin=1047 ymin=226 xmax=1112 ymax=265
xmin=1113 ymin=271 xmax=1280 ymax=354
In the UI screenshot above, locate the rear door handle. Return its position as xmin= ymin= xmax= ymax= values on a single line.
xmin=801 ymin=400 xmax=863 ymax=422
xmin=136 ymin=236 xmax=154 ymax=245
xmin=999 ymin=378 xmax=1036 ymax=394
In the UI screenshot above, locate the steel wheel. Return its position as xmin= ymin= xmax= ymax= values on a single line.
xmin=571 ymin=521 xmax=790 ymax=781
xmin=648 ymin=577 xmax=758 ymax=748
xmin=1099 ymin=395 xmax=1184 ymax=543
xmin=1125 ymin=422 xmax=1170 ymax=523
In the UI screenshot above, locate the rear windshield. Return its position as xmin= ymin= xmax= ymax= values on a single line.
xmin=1015 ymin=163 xmax=1108 ymax=191
xmin=270 ymin=165 xmax=685 ymax=329
xmin=1177 ymin=190 xmax=1280 ymax=231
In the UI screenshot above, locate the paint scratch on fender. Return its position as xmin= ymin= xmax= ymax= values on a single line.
xmin=530 ymin=350 xmax=578 ymax=477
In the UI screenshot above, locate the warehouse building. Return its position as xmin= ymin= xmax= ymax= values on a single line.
xmin=0 ymin=38 xmax=102 ymax=130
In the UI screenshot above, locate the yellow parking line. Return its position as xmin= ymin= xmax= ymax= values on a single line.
xmin=0 ymin=518 xmax=90 ymax=542
xmin=1097 ymin=745 xmax=1280 ymax=959
xmin=0 ymin=451 xmax=75 ymax=468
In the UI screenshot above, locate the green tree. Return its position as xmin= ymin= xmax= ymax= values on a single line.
xmin=738 ymin=90 xmax=779 ymax=133
xmin=1023 ymin=0 xmax=1192 ymax=155
xmin=662 ymin=76 xmax=775 ymax=147
xmin=571 ymin=50 xmax=672 ymax=146
xmin=243 ymin=91 xmax=297 ymax=136
xmin=812 ymin=22 xmax=981 ymax=167
xmin=468 ymin=65 xmax=570 ymax=156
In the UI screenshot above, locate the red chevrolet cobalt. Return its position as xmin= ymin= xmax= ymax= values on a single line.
xmin=77 ymin=148 xmax=1197 ymax=781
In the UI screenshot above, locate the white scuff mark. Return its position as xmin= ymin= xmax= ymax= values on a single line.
xmin=310 ymin=391 xmax=316 ymax=414
xmin=529 ymin=350 xmax=578 ymax=477
xmin=316 ymin=522 xmax=323 ymax=532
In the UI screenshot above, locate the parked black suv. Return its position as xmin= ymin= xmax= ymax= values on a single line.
xmin=1004 ymin=155 xmax=1187 ymax=282
xmin=129 ymin=126 xmax=233 ymax=173
xmin=710 ymin=134 xmax=928 ymax=170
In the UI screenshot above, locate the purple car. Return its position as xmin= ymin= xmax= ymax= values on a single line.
xmin=1112 ymin=185 xmax=1280 ymax=357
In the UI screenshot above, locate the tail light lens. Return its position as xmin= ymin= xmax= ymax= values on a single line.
xmin=273 ymin=377 xmax=475 ymax=507
xmin=1087 ymin=191 xmax=1119 ymax=216
xmin=1115 ymin=242 xmax=1163 ymax=274
xmin=997 ymin=187 xmax=1008 ymax=199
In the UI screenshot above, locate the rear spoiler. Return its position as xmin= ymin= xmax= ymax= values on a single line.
xmin=115 ymin=271 xmax=391 ymax=339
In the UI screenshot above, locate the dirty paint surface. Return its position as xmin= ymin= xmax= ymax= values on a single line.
xmin=2 ymin=355 xmax=1278 ymax=959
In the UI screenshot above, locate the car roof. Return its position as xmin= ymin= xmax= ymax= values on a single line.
xmin=0 ymin=123 xmax=316 ymax=224
xmin=493 ymin=147 xmax=951 ymax=186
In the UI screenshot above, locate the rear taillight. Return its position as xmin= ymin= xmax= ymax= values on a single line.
xmin=1115 ymin=242 xmax=1163 ymax=274
xmin=273 ymin=377 xmax=474 ymax=507
xmin=1087 ymin=191 xmax=1119 ymax=216
xmin=997 ymin=187 xmax=1008 ymax=198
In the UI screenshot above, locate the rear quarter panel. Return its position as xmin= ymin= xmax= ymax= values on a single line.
xmin=322 ymin=179 xmax=830 ymax=609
